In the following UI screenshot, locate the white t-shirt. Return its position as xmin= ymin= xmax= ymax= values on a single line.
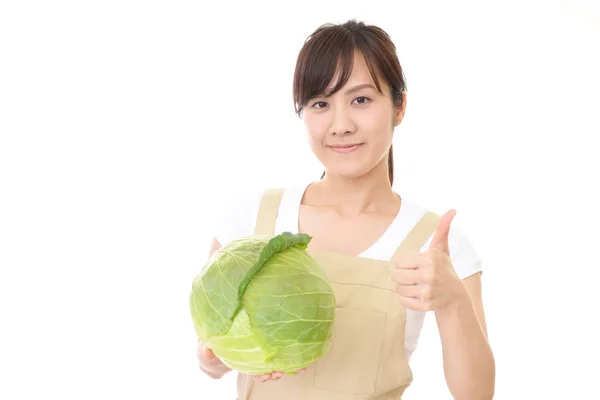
xmin=213 ymin=180 xmax=483 ymax=361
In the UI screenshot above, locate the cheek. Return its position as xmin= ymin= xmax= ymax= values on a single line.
xmin=369 ymin=107 xmax=394 ymax=131
xmin=363 ymin=110 xmax=394 ymax=146
xmin=304 ymin=117 xmax=326 ymax=148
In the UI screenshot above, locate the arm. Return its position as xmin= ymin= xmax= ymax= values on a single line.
xmin=435 ymin=272 xmax=495 ymax=400
xmin=197 ymin=237 xmax=233 ymax=379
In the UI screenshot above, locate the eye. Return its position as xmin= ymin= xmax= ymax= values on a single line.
xmin=311 ymin=101 xmax=328 ymax=109
xmin=353 ymin=96 xmax=370 ymax=105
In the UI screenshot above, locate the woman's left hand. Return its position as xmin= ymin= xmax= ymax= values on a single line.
xmin=391 ymin=209 xmax=467 ymax=312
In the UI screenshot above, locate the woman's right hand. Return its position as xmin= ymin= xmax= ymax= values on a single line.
xmin=197 ymin=342 xmax=232 ymax=379
xmin=198 ymin=342 xmax=308 ymax=381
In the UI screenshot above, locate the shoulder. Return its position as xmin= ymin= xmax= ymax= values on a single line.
xmin=404 ymin=198 xmax=483 ymax=280
xmin=212 ymin=187 xmax=264 ymax=246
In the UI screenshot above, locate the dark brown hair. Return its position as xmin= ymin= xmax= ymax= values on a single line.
xmin=292 ymin=19 xmax=407 ymax=185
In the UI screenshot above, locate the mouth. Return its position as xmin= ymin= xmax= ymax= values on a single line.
xmin=329 ymin=143 xmax=363 ymax=153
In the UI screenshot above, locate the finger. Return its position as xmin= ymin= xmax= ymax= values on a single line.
xmin=394 ymin=254 xmax=424 ymax=269
xmin=271 ymin=371 xmax=285 ymax=380
xmin=429 ymin=209 xmax=456 ymax=254
xmin=252 ymin=374 xmax=271 ymax=383
xmin=391 ymin=268 xmax=421 ymax=285
xmin=202 ymin=347 xmax=217 ymax=362
xmin=395 ymin=283 xmax=422 ymax=299
xmin=397 ymin=294 xmax=426 ymax=312
xmin=295 ymin=367 xmax=307 ymax=374
xmin=198 ymin=345 xmax=219 ymax=367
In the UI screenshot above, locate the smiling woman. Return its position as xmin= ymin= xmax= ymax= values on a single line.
xmin=197 ymin=19 xmax=495 ymax=400
xmin=292 ymin=23 xmax=407 ymax=185
xmin=302 ymin=50 xmax=404 ymax=183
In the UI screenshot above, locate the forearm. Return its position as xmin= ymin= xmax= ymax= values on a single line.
xmin=435 ymin=284 xmax=495 ymax=400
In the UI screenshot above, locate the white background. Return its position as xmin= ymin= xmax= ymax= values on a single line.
xmin=1 ymin=0 xmax=599 ymax=399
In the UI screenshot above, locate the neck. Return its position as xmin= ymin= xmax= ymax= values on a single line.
xmin=309 ymin=158 xmax=397 ymax=216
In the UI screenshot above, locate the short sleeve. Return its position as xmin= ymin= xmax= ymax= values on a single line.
xmin=422 ymin=219 xmax=483 ymax=280
xmin=212 ymin=188 xmax=263 ymax=247
xmin=448 ymin=224 xmax=483 ymax=279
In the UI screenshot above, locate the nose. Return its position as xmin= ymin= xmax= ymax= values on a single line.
xmin=329 ymin=106 xmax=356 ymax=136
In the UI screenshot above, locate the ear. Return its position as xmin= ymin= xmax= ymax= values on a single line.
xmin=394 ymin=91 xmax=407 ymax=127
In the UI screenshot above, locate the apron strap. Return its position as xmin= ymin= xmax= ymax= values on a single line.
xmin=390 ymin=211 xmax=440 ymax=259
xmin=254 ymin=188 xmax=285 ymax=236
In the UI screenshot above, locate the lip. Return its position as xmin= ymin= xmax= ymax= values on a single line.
xmin=329 ymin=143 xmax=363 ymax=153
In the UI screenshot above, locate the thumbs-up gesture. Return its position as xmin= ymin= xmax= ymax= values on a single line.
xmin=391 ymin=210 xmax=465 ymax=312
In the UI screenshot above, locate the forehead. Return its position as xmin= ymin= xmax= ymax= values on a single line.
xmin=326 ymin=50 xmax=383 ymax=93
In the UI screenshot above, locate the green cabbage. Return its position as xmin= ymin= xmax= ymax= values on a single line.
xmin=190 ymin=232 xmax=335 ymax=375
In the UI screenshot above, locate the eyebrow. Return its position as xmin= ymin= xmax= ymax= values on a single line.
xmin=324 ymin=83 xmax=376 ymax=97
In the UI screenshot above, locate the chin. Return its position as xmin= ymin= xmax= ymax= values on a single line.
xmin=323 ymin=164 xmax=372 ymax=179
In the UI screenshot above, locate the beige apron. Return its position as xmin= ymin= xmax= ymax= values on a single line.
xmin=236 ymin=188 xmax=440 ymax=400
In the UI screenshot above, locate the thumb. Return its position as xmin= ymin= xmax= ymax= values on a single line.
xmin=203 ymin=346 xmax=217 ymax=361
xmin=428 ymin=209 xmax=456 ymax=254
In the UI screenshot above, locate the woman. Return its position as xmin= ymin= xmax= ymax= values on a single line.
xmin=198 ymin=19 xmax=495 ymax=400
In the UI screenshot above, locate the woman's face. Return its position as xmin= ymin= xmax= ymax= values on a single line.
xmin=302 ymin=50 xmax=406 ymax=180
